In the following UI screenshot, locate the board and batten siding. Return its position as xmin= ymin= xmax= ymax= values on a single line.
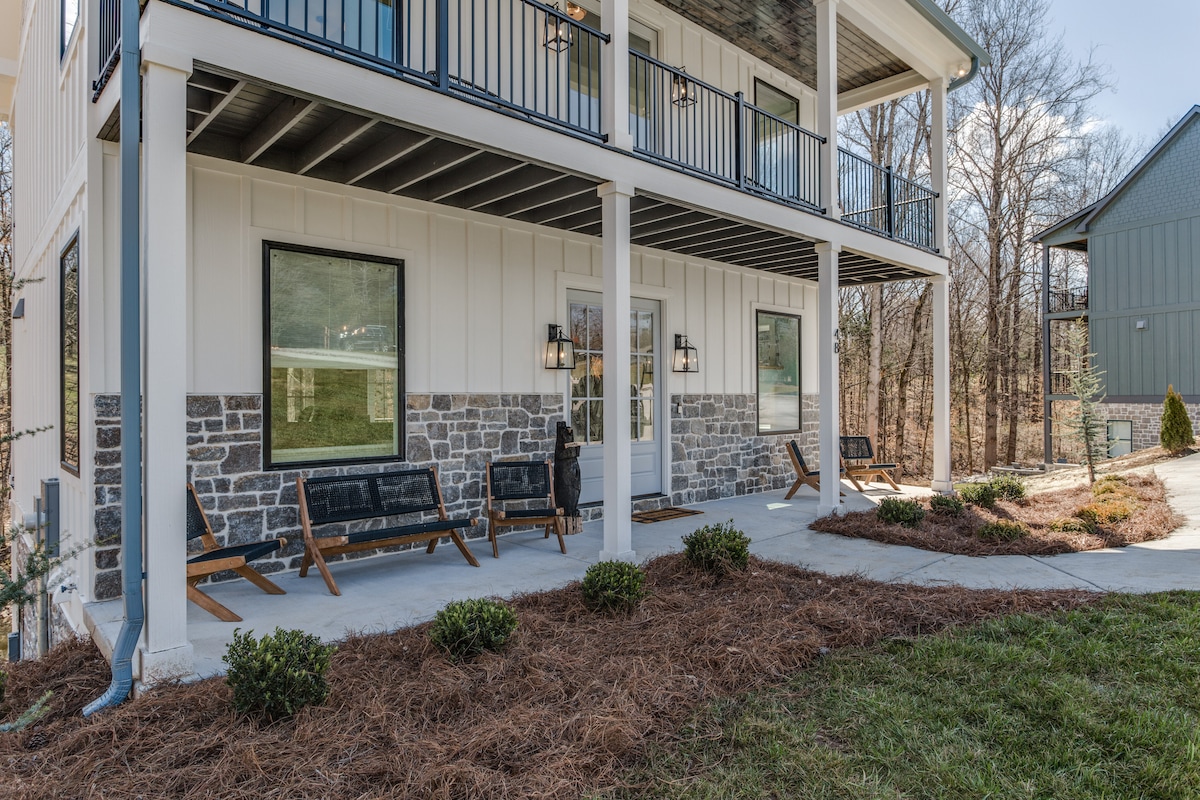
xmin=1087 ymin=116 xmax=1200 ymax=399
xmin=11 ymin=0 xmax=88 ymax=269
xmin=115 ymin=157 xmax=818 ymax=400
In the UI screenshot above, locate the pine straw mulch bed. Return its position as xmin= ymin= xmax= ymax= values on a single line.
xmin=811 ymin=472 xmax=1183 ymax=557
xmin=0 ymin=555 xmax=1097 ymax=800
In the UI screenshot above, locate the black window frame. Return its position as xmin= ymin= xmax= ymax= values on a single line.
xmin=60 ymin=0 xmax=79 ymax=58
xmin=261 ymin=240 xmax=406 ymax=470
xmin=753 ymin=78 xmax=799 ymax=123
xmin=60 ymin=232 xmax=80 ymax=475
xmin=755 ymin=309 xmax=803 ymax=435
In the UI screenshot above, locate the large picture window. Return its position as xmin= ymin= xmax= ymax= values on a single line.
xmin=756 ymin=310 xmax=801 ymax=433
xmin=263 ymin=242 xmax=403 ymax=468
xmin=61 ymin=235 xmax=80 ymax=473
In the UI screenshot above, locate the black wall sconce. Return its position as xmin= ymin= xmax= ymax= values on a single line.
xmin=672 ymin=334 xmax=699 ymax=373
xmin=672 ymin=68 xmax=697 ymax=107
xmin=545 ymin=324 xmax=576 ymax=369
xmin=11 ymin=298 xmax=24 ymax=320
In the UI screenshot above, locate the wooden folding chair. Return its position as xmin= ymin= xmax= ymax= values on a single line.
xmin=784 ymin=441 xmax=844 ymax=499
xmin=186 ymin=483 xmax=287 ymax=622
xmin=838 ymin=436 xmax=901 ymax=491
xmin=485 ymin=460 xmax=566 ymax=558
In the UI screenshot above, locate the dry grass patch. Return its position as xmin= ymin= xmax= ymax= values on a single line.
xmin=812 ymin=472 xmax=1182 ymax=556
xmin=0 ymin=556 xmax=1095 ymax=800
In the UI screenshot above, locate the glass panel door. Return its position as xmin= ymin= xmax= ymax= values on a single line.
xmin=568 ymin=292 xmax=662 ymax=502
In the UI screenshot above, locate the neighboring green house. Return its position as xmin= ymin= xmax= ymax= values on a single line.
xmin=1038 ymin=105 xmax=1200 ymax=460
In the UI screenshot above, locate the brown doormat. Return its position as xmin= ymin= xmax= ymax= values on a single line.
xmin=632 ymin=507 xmax=703 ymax=524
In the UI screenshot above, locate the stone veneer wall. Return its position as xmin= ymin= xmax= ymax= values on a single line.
xmin=13 ymin=532 xmax=74 ymax=660
xmin=92 ymin=393 xmax=564 ymax=599
xmin=1102 ymin=401 xmax=1200 ymax=452
xmin=669 ymin=393 xmax=820 ymax=505
xmin=91 ymin=391 xmax=820 ymax=599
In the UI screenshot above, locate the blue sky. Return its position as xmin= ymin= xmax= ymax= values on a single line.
xmin=1049 ymin=0 xmax=1200 ymax=146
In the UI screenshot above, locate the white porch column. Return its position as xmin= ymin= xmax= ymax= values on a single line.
xmin=930 ymin=275 xmax=952 ymax=492
xmin=930 ymin=77 xmax=948 ymax=252
xmin=139 ymin=46 xmax=194 ymax=684
xmin=601 ymin=0 xmax=632 ymax=151
xmin=815 ymin=0 xmax=840 ymax=220
xmin=598 ymin=181 xmax=635 ymax=560
xmin=816 ymin=242 xmax=842 ymax=515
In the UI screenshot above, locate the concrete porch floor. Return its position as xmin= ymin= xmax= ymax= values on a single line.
xmin=82 ymin=453 xmax=1200 ymax=679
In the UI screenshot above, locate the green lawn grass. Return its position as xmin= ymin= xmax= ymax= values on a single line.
xmin=606 ymin=593 xmax=1200 ymax=799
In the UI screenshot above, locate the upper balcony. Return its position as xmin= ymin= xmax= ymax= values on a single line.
xmin=93 ymin=0 xmax=977 ymax=257
xmin=1048 ymin=286 xmax=1089 ymax=315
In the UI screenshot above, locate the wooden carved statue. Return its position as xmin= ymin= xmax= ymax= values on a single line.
xmin=553 ymin=421 xmax=583 ymax=534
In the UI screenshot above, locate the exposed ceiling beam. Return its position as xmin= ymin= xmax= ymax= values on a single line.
xmin=296 ymin=114 xmax=376 ymax=174
xmin=455 ymin=165 xmax=565 ymax=210
xmin=384 ymin=140 xmax=481 ymax=194
xmin=518 ymin=189 xmax=601 ymax=225
xmin=343 ymin=130 xmax=433 ymax=184
xmin=410 ymin=152 xmax=525 ymax=202
xmin=186 ymin=79 xmax=245 ymax=146
xmin=474 ymin=176 xmax=594 ymax=218
xmin=838 ymin=69 xmax=927 ymax=114
xmin=241 ymin=96 xmax=319 ymax=163
xmin=634 ymin=218 xmax=748 ymax=249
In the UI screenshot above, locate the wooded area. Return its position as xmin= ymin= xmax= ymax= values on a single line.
xmin=0 ymin=0 xmax=1150 ymax=486
xmin=838 ymin=0 xmax=1138 ymax=476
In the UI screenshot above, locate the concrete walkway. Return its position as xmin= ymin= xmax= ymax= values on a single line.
xmin=83 ymin=453 xmax=1200 ymax=677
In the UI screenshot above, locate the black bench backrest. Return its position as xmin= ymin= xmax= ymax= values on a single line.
xmin=302 ymin=469 xmax=441 ymax=525
xmin=488 ymin=461 xmax=552 ymax=501
xmin=186 ymin=485 xmax=211 ymax=542
xmin=840 ymin=436 xmax=875 ymax=462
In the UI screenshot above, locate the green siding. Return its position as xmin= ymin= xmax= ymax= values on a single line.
xmin=1085 ymin=116 xmax=1200 ymax=399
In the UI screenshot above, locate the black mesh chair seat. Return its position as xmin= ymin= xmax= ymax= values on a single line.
xmin=186 ymin=483 xmax=288 ymax=622
xmin=485 ymin=460 xmax=566 ymax=558
xmin=188 ymin=539 xmax=282 ymax=565
xmin=343 ymin=518 xmax=468 ymax=546
xmin=296 ymin=467 xmax=480 ymax=596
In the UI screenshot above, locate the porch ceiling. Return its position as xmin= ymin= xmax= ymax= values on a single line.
xmin=659 ymin=0 xmax=909 ymax=94
xmin=98 ymin=66 xmax=923 ymax=285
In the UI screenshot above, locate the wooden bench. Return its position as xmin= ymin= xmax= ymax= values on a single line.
xmin=296 ymin=467 xmax=480 ymax=596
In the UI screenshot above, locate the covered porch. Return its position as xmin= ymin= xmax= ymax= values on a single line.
xmin=85 ymin=482 xmax=933 ymax=677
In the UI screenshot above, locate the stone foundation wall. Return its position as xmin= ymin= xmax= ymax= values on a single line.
xmin=13 ymin=532 xmax=74 ymax=660
xmin=92 ymin=393 xmax=565 ymax=599
xmin=1102 ymin=401 xmax=1200 ymax=452
xmin=669 ymin=393 xmax=820 ymax=505
xmin=90 ymin=391 xmax=821 ymax=599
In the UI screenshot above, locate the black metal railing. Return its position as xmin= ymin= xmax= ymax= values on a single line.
xmin=93 ymin=0 xmax=121 ymax=95
xmin=1048 ymin=287 xmax=1088 ymax=314
xmin=195 ymin=0 xmax=609 ymax=137
xmin=629 ymin=52 xmax=739 ymax=185
xmin=629 ymin=51 xmax=824 ymax=210
xmin=743 ymin=103 xmax=822 ymax=209
xmin=1049 ymin=372 xmax=1073 ymax=396
xmin=838 ymin=148 xmax=937 ymax=250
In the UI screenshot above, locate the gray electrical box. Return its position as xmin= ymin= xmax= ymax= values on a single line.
xmin=40 ymin=478 xmax=60 ymax=557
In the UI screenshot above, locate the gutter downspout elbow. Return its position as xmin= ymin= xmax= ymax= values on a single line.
xmin=948 ymin=55 xmax=980 ymax=92
xmin=83 ymin=0 xmax=144 ymax=719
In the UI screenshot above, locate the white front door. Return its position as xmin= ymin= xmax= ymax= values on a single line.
xmin=567 ymin=291 xmax=662 ymax=504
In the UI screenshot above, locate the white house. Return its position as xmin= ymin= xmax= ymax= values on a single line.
xmin=0 ymin=0 xmax=984 ymax=687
